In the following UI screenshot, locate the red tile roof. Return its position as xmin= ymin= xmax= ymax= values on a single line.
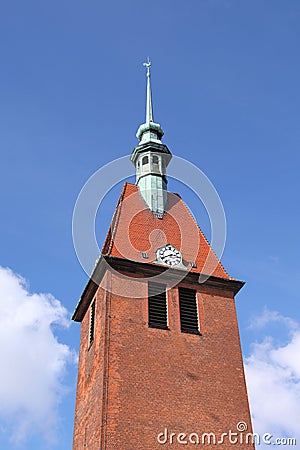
xmin=102 ymin=183 xmax=231 ymax=279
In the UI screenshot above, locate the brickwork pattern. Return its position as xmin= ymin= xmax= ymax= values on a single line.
xmin=73 ymin=275 xmax=254 ymax=449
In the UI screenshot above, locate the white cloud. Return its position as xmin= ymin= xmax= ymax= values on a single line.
xmin=0 ymin=266 xmax=75 ymax=444
xmin=248 ymin=306 xmax=298 ymax=331
xmin=245 ymin=309 xmax=300 ymax=445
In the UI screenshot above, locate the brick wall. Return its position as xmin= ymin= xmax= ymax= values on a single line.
xmin=72 ymin=271 xmax=254 ymax=449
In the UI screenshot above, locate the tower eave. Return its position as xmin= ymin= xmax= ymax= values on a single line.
xmin=71 ymin=254 xmax=245 ymax=323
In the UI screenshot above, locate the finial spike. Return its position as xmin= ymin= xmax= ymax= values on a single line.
xmin=143 ymin=57 xmax=154 ymax=123
xmin=136 ymin=57 xmax=164 ymax=143
xmin=143 ymin=56 xmax=151 ymax=76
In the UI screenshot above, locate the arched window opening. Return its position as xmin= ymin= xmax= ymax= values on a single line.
xmin=142 ymin=156 xmax=149 ymax=165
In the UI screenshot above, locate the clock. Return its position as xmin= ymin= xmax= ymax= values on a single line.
xmin=157 ymin=244 xmax=182 ymax=267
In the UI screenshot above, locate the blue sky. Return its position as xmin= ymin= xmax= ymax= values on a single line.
xmin=0 ymin=0 xmax=299 ymax=448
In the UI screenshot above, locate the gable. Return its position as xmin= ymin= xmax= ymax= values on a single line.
xmin=102 ymin=182 xmax=231 ymax=280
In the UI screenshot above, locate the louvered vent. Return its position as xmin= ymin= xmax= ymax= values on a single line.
xmin=89 ymin=300 xmax=96 ymax=346
xmin=148 ymin=282 xmax=168 ymax=329
xmin=179 ymin=288 xmax=200 ymax=334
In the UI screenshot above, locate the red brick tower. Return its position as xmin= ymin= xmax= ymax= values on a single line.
xmin=72 ymin=62 xmax=254 ymax=449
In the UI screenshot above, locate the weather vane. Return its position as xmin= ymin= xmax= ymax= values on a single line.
xmin=143 ymin=57 xmax=151 ymax=76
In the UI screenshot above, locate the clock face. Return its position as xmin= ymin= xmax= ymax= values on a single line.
xmin=158 ymin=244 xmax=182 ymax=267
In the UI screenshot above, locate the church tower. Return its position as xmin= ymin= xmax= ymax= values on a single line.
xmin=72 ymin=62 xmax=254 ymax=449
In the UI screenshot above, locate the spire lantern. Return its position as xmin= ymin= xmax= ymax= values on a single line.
xmin=131 ymin=59 xmax=172 ymax=214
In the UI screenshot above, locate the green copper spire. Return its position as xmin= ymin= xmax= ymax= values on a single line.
xmin=144 ymin=57 xmax=154 ymax=123
xmin=131 ymin=58 xmax=172 ymax=214
xmin=136 ymin=58 xmax=164 ymax=143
